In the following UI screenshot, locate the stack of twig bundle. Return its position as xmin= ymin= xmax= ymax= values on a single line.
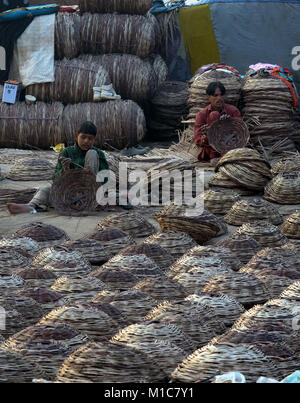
xmin=55 ymin=12 xmax=81 ymax=60
xmin=149 ymin=81 xmax=189 ymax=140
xmin=62 ymin=100 xmax=146 ymax=149
xmin=242 ymin=69 xmax=299 ymax=154
xmin=80 ymin=13 xmax=159 ymax=59
xmin=0 ymin=102 xmax=64 ymax=149
xmin=79 ymin=54 xmax=159 ymax=103
xmin=79 ymin=0 xmax=153 ymax=15
xmin=187 ymin=64 xmax=242 ymax=128
xmin=26 ymin=58 xmax=111 ymax=104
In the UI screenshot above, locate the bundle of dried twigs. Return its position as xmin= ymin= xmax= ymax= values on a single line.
xmin=79 ymin=0 xmax=153 ymax=15
xmin=55 ymin=12 xmax=81 ymax=60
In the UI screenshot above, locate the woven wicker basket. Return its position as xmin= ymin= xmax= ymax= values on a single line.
xmin=5 ymin=323 xmax=90 ymax=352
xmin=0 ymin=275 xmax=26 ymax=295
xmin=239 ymin=246 xmax=300 ymax=280
xmin=117 ymin=242 xmax=174 ymax=271
xmin=50 ymin=169 xmax=99 ymax=216
xmin=133 ymin=276 xmax=187 ymax=301
xmin=16 ymin=288 xmax=67 ymax=313
xmin=83 ymin=228 xmax=135 ymax=257
xmin=144 ymin=231 xmax=197 ymax=260
xmin=264 ymin=172 xmax=300 ymax=204
xmin=225 ymin=198 xmax=283 ymax=226
xmin=201 ymin=188 xmax=240 ymax=215
xmin=234 ymin=221 xmax=287 ymax=248
xmin=0 ymin=236 xmax=41 ymax=258
xmin=0 ymin=348 xmax=43 ymax=382
xmin=110 ymin=337 xmax=186 ymax=379
xmin=56 ymin=341 xmax=164 ymax=383
xmin=280 ymin=281 xmax=300 ymax=301
xmin=13 ymin=222 xmax=69 ymax=248
xmin=0 ymin=307 xmax=25 ymax=339
xmin=97 ymin=254 xmax=163 ymax=280
xmin=185 ymin=293 xmax=245 ymax=328
xmin=167 ymin=254 xmax=232 ymax=281
xmin=0 ymin=247 xmax=29 ymax=276
xmin=170 ymin=343 xmax=277 ymax=383
xmin=202 ymin=272 xmax=270 ymax=308
xmin=185 ymin=245 xmax=242 ymax=272
xmin=280 ymin=212 xmax=300 ymax=239
xmin=110 ymin=321 xmax=196 ymax=354
xmin=97 ymin=212 xmax=156 ymax=238
xmin=207 ymin=117 xmax=249 ymax=154
xmin=32 ymin=246 xmax=92 ymax=277
xmin=218 ymin=234 xmax=261 ymax=265
xmin=144 ymin=301 xmax=223 ymax=347
xmin=51 ymin=275 xmax=109 ymax=304
xmin=61 ymin=239 xmax=109 ymax=265
xmin=91 ymin=290 xmax=157 ymax=323
xmin=272 ymin=156 xmax=300 ymax=176
xmin=89 ymin=267 xmax=139 ymax=291
xmin=13 ymin=268 xmax=57 ymax=289
xmin=2 ymin=339 xmax=72 ymax=381
xmin=157 ymin=205 xmax=227 ymax=244
xmin=39 ymin=303 xmax=123 ymax=342
xmin=6 ymin=158 xmax=55 ymax=181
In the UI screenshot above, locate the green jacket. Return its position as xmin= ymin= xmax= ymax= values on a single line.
xmin=53 ymin=142 xmax=109 ymax=180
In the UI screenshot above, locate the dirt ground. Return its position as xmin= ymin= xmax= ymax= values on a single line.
xmin=0 ymin=147 xmax=298 ymax=243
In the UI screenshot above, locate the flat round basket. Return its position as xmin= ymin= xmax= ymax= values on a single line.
xmin=56 ymin=341 xmax=165 ymax=383
xmin=50 ymin=169 xmax=99 ymax=216
xmin=144 ymin=231 xmax=197 ymax=260
xmin=185 ymin=293 xmax=245 ymax=327
xmin=91 ymin=290 xmax=158 ymax=323
xmin=13 ymin=222 xmax=69 ymax=248
xmin=170 ymin=343 xmax=277 ymax=383
xmin=0 ymin=348 xmax=43 ymax=382
xmin=207 ymin=117 xmax=249 ymax=154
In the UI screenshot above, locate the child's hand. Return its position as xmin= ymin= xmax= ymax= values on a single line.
xmin=60 ymin=156 xmax=72 ymax=171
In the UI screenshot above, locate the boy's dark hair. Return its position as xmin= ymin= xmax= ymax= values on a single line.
xmin=76 ymin=121 xmax=97 ymax=136
xmin=206 ymin=81 xmax=226 ymax=96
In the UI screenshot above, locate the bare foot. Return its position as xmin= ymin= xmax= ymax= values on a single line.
xmin=6 ymin=203 xmax=35 ymax=215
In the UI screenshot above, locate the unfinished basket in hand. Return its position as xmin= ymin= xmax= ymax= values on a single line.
xmin=207 ymin=117 xmax=249 ymax=154
xmin=50 ymin=169 xmax=99 ymax=216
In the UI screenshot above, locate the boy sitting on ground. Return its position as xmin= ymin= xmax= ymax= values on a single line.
xmin=7 ymin=121 xmax=109 ymax=214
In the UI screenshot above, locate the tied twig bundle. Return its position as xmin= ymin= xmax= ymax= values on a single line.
xmin=0 ymin=102 xmax=64 ymax=149
xmin=80 ymin=13 xmax=159 ymax=59
xmin=79 ymin=54 xmax=159 ymax=103
xmin=26 ymin=58 xmax=111 ymax=104
xmin=146 ymin=54 xmax=168 ymax=87
xmin=79 ymin=0 xmax=153 ymax=15
xmin=55 ymin=12 xmax=81 ymax=60
xmin=62 ymin=101 xmax=146 ymax=150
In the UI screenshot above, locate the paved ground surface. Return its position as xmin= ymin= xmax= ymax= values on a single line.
xmin=0 ymin=147 xmax=298 ymax=242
